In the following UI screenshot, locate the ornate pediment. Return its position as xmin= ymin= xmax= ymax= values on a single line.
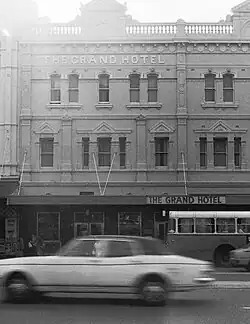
xmin=77 ymin=122 xmax=132 ymax=134
xmin=33 ymin=122 xmax=59 ymax=135
xmin=149 ymin=121 xmax=175 ymax=134
xmin=232 ymin=0 xmax=250 ymax=13
xmin=195 ymin=120 xmax=247 ymax=133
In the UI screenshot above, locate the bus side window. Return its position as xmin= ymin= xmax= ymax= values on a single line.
xmin=196 ymin=218 xmax=215 ymax=233
xmin=178 ymin=218 xmax=194 ymax=233
xmin=216 ymin=218 xmax=235 ymax=233
xmin=237 ymin=218 xmax=250 ymax=233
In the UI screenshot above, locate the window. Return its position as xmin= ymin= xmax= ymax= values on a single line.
xmin=204 ymin=73 xmax=215 ymax=102
xmin=129 ymin=74 xmax=140 ymax=102
xmin=82 ymin=137 xmax=89 ymax=168
xmin=234 ymin=137 xmax=241 ymax=168
xmin=214 ymin=138 xmax=227 ymax=167
xmin=223 ymin=73 xmax=234 ymax=102
xmin=168 ymin=219 xmax=176 ymax=233
xmin=237 ymin=218 xmax=250 ymax=233
xmin=196 ymin=218 xmax=215 ymax=233
xmin=105 ymin=241 xmax=133 ymax=257
xmin=50 ymin=74 xmax=61 ymax=103
xmin=155 ymin=137 xmax=168 ymax=166
xmin=119 ymin=137 xmax=126 ymax=168
xmin=37 ymin=212 xmax=60 ymax=241
xmin=99 ymin=74 xmax=109 ymax=102
xmin=68 ymin=74 xmax=79 ymax=103
xmin=148 ymin=74 xmax=158 ymax=102
xmin=118 ymin=212 xmax=141 ymax=236
xmin=40 ymin=138 xmax=54 ymax=167
xmin=98 ymin=137 xmax=111 ymax=166
xmin=178 ymin=218 xmax=194 ymax=233
xmin=58 ymin=239 xmax=96 ymax=257
xmin=200 ymin=137 xmax=207 ymax=168
xmin=216 ymin=218 xmax=235 ymax=233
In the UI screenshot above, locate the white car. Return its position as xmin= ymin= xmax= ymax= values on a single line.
xmin=230 ymin=244 xmax=250 ymax=271
xmin=0 ymin=235 xmax=215 ymax=306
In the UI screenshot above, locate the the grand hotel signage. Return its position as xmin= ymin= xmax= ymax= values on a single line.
xmin=42 ymin=54 xmax=167 ymax=65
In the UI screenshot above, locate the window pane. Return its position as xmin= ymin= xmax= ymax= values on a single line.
xmin=178 ymin=218 xmax=194 ymax=233
xmin=51 ymin=75 xmax=60 ymax=88
xmin=237 ymin=218 xmax=250 ymax=233
xmin=82 ymin=138 xmax=89 ymax=168
xmin=223 ymin=89 xmax=233 ymax=102
xmin=205 ymin=74 xmax=215 ymax=88
xmin=51 ymin=89 xmax=61 ymax=102
xmin=41 ymin=154 xmax=53 ymax=167
xmin=214 ymin=138 xmax=227 ymax=152
xmin=106 ymin=241 xmax=133 ymax=257
xmin=69 ymin=89 xmax=79 ymax=103
xmin=148 ymin=90 xmax=158 ymax=102
xmin=205 ymin=89 xmax=215 ymax=102
xmin=119 ymin=137 xmax=126 ymax=168
xmin=130 ymin=89 xmax=139 ymax=102
xmin=119 ymin=212 xmax=141 ymax=236
xmin=148 ymin=75 xmax=158 ymax=88
xmin=130 ymin=74 xmax=140 ymax=88
xmin=62 ymin=240 xmax=96 ymax=257
xmin=234 ymin=137 xmax=241 ymax=167
xmin=196 ymin=218 xmax=215 ymax=233
xmin=99 ymin=90 xmax=109 ymax=102
xmin=200 ymin=137 xmax=207 ymax=167
xmin=217 ymin=218 xmax=235 ymax=233
xmin=98 ymin=138 xmax=111 ymax=166
xmin=99 ymin=75 xmax=109 ymax=88
xmin=223 ymin=74 xmax=233 ymax=88
xmin=98 ymin=138 xmax=111 ymax=152
xmin=155 ymin=137 xmax=168 ymax=167
xmin=214 ymin=153 xmax=227 ymax=167
xmin=69 ymin=74 xmax=79 ymax=88
xmin=41 ymin=138 xmax=54 ymax=153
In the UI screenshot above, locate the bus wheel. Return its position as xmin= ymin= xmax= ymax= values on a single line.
xmin=214 ymin=245 xmax=234 ymax=267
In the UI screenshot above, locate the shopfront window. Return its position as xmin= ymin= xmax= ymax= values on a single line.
xmin=178 ymin=218 xmax=194 ymax=233
xmin=118 ymin=212 xmax=142 ymax=236
xmin=196 ymin=218 xmax=215 ymax=233
xmin=37 ymin=212 xmax=60 ymax=241
xmin=168 ymin=218 xmax=176 ymax=233
xmin=237 ymin=218 xmax=250 ymax=233
xmin=216 ymin=218 xmax=235 ymax=233
xmin=74 ymin=211 xmax=104 ymax=236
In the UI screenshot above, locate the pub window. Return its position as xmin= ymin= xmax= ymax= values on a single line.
xmin=223 ymin=73 xmax=234 ymax=102
xmin=178 ymin=218 xmax=194 ymax=233
xmin=237 ymin=218 xmax=250 ymax=233
xmin=168 ymin=218 xmax=176 ymax=233
xmin=214 ymin=137 xmax=227 ymax=167
xmin=129 ymin=74 xmax=140 ymax=103
xmin=37 ymin=212 xmax=60 ymax=241
xmin=74 ymin=211 xmax=104 ymax=236
xmin=82 ymin=137 xmax=89 ymax=168
xmin=50 ymin=74 xmax=61 ymax=103
xmin=68 ymin=74 xmax=79 ymax=103
xmin=200 ymin=137 xmax=207 ymax=168
xmin=118 ymin=212 xmax=142 ymax=236
xmin=155 ymin=137 xmax=168 ymax=166
xmin=234 ymin=137 xmax=241 ymax=168
xmin=98 ymin=137 xmax=111 ymax=167
xmin=148 ymin=74 xmax=158 ymax=102
xmin=216 ymin=218 xmax=235 ymax=233
xmin=99 ymin=74 xmax=109 ymax=103
xmin=40 ymin=137 xmax=54 ymax=167
xmin=119 ymin=137 xmax=126 ymax=169
xmin=196 ymin=218 xmax=215 ymax=233
xmin=204 ymin=73 xmax=215 ymax=102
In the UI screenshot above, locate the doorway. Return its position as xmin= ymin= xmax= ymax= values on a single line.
xmin=155 ymin=222 xmax=168 ymax=241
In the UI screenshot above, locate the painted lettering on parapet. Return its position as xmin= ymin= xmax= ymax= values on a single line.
xmin=43 ymin=55 xmax=166 ymax=65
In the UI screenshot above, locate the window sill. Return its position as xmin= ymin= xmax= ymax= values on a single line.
xmin=201 ymin=102 xmax=239 ymax=110
xmin=95 ymin=103 xmax=113 ymax=110
xmin=47 ymin=103 xmax=83 ymax=110
xmin=126 ymin=103 xmax=162 ymax=110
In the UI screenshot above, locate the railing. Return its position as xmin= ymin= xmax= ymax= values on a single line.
xmin=29 ymin=21 xmax=234 ymax=39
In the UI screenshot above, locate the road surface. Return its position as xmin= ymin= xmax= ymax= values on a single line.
xmin=0 ymin=289 xmax=250 ymax=324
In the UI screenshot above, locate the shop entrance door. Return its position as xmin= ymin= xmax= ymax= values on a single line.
xmin=155 ymin=222 xmax=168 ymax=241
xmin=74 ymin=223 xmax=104 ymax=237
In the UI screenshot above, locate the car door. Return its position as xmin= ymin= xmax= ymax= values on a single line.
xmin=93 ymin=239 xmax=145 ymax=295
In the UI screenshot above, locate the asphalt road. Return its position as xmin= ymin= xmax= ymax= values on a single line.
xmin=0 ymin=289 xmax=250 ymax=324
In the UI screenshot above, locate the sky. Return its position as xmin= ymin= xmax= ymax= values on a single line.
xmin=36 ymin=0 xmax=243 ymax=23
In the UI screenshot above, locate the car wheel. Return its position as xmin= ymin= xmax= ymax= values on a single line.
xmin=139 ymin=280 xmax=169 ymax=306
xmin=5 ymin=274 xmax=33 ymax=303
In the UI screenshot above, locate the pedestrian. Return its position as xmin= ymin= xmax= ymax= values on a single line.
xmin=28 ymin=234 xmax=45 ymax=256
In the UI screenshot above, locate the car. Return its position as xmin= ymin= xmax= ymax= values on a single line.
xmin=0 ymin=235 xmax=215 ymax=306
xmin=230 ymin=244 xmax=250 ymax=271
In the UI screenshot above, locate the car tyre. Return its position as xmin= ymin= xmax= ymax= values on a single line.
xmin=5 ymin=274 xmax=35 ymax=303
xmin=139 ymin=280 xmax=169 ymax=306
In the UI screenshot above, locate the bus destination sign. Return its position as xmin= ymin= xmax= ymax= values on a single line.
xmin=147 ymin=195 xmax=226 ymax=205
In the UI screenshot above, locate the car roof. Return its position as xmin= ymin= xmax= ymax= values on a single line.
xmin=76 ymin=235 xmax=159 ymax=242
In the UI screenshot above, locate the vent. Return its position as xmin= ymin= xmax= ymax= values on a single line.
xmin=79 ymin=192 xmax=95 ymax=196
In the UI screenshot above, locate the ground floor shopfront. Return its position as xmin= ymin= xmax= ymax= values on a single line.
xmin=4 ymin=194 xmax=250 ymax=257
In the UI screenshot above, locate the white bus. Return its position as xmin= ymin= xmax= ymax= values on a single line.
xmin=162 ymin=211 xmax=250 ymax=267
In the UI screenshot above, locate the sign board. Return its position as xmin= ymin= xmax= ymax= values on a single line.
xmin=147 ymin=195 xmax=226 ymax=205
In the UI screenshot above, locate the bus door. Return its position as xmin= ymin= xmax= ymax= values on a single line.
xmin=155 ymin=222 xmax=168 ymax=241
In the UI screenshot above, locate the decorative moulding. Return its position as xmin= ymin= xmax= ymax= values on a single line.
xmin=201 ymin=102 xmax=239 ymax=110
xmin=194 ymin=120 xmax=247 ymax=133
xmin=77 ymin=121 xmax=132 ymax=135
xmin=126 ymin=103 xmax=162 ymax=110
xmin=95 ymin=103 xmax=113 ymax=110
xmin=46 ymin=104 xmax=83 ymax=110
xmin=149 ymin=120 xmax=175 ymax=134
xmin=33 ymin=122 xmax=60 ymax=135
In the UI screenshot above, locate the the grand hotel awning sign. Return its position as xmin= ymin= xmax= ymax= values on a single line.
xmin=147 ymin=195 xmax=226 ymax=205
xmin=41 ymin=54 xmax=167 ymax=65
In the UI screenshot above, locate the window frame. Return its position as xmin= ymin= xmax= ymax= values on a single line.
xmin=223 ymin=73 xmax=234 ymax=103
xmin=98 ymin=74 xmax=110 ymax=103
xmin=234 ymin=137 xmax=242 ymax=168
xmin=50 ymin=74 xmax=61 ymax=104
xmin=204 ymin=73 xmax=216 ymax=102
xmin=119 ymin=137 xmax=126 ymax=169
xmin=213 ymin=137 xmax=228 ymax=167
xmin=199 ymin=137 xmax=207 ymax=168
xmin=68 ymin=74 xmax=79 ymax=103
xmin=129 ymin=73 xmax=140 ymax=103
xmin=147 ymin=73 xmax=158 ymax=103
xmin=82 ymin=137 xmax=90 ymax=169
xmin=40 ymin=137 xmax=54 ymax=168
xmin=97 ymin=137 xmax=111 ymax=167
xmin=155 ymin=137 xmax=169 ymax=167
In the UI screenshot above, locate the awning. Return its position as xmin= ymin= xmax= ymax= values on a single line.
xmin=7 ymin=195 xmax=147 ymax=206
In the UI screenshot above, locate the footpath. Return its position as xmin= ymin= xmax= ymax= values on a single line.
xmin=214 ymin=267 xmax=250 ymax=288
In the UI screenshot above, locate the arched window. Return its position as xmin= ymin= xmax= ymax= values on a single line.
xmin=99 ymin=74 xmax=110 ymax=103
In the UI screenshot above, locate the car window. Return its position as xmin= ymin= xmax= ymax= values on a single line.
xmin=59 ymin=239 xmax=96 ymax=257
xmin=105 ymin=240 xmax=133 ymax=258
xmin=93 ymin=240 xmax=109 ymax=257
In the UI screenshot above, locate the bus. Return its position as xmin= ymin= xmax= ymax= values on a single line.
xmin=155 ymin=211 xmax=250 ymax=267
